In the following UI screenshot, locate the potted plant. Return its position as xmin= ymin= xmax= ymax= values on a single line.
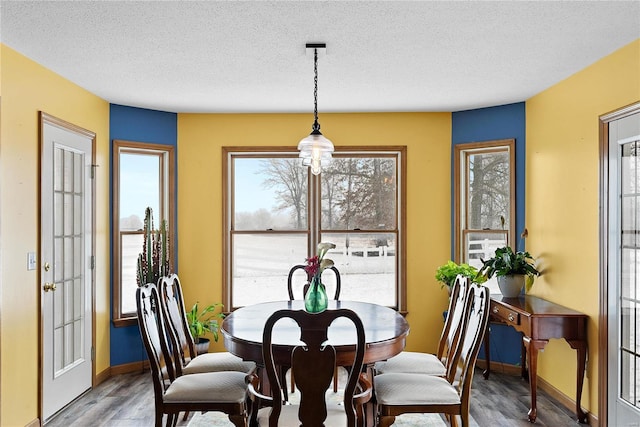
xmin=187 ymin=301 xmax=225 ymax=355
xmin=478 ymin=246 xmax=540 ymax=297
xmin=435 ymin=260 xmax=486 ymax=294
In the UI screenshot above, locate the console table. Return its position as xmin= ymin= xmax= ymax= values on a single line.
xmin=483 ymin=294 xmax=588 ymax=423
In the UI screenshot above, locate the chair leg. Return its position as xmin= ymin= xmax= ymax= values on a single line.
xmin=280 ymin=366 xmax=290 ymax=401
xmin=229 ymin=414 xmax=248 ymax=427
xmin=164 ymin=412 xmax=176 ymax=427
xmin=378 ymin=414 xmax=396 ymax=427
xmin=290 ymin=368 xmax=295 ymax=394
xmin=182 ymin=410 xmax=190 ymax=421
xmin=333 ymin=366 xmax=339 ymax=392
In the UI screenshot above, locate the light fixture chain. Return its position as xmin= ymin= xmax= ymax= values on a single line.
xmin=313 ymin=47 xmax=319 ymax=129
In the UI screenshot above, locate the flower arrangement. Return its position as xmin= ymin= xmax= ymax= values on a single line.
xmin=303 ymin=242 xmax=335 ymax=313
xmin=304 ymin=242 xmax=336 ymax=281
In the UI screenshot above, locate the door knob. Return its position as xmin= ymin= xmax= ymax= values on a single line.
xmin=43 ymin=282 xmax=57 ymax=292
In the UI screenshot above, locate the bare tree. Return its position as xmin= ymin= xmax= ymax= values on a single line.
xmin=469 ymin=152 xmax=510 ymax=230
xmin=258 ymin=159 xmax=308 ymax=228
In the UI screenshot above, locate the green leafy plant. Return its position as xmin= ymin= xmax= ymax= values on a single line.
xmin=435 ymin=260 xmax=486 ymax=290
xmin=478 ymin=246 xmax=540 ymax=281
xmin=187 ymin=301 xmax=225 ymax=343
xmin=136 ymin=207 xmax=170 ymax=287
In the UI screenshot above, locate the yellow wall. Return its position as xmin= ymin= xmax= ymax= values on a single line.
xmin=177 ymin=112 xmax=452 ymax=353
xmin=0 ymin=45 xmax=111 ymax=426
xmin=526 ymin=39 xmax=640 ymax=417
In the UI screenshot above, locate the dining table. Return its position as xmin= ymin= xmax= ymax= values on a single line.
xmin=221 ymin=299 xmax=410 ymax=426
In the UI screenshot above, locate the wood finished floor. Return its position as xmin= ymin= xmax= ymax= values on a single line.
xmin=45 ymin=367 xmax=583 ymax=426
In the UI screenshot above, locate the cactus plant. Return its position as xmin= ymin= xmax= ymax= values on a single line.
xmin=136 ymin=207 xmax=170 ymax=286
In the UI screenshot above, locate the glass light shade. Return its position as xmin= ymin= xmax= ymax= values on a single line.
xmin=298 ymin=132 xmax=334 ymax=175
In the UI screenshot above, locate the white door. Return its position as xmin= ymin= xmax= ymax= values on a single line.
xmin=608 ymin=108 xmax=640 ymax=426
xmin=41 ymin=114 xmax=94 ymax=421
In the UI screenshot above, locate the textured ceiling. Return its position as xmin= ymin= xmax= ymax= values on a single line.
xmin=1 ymin=1 xmax=639 ymax=113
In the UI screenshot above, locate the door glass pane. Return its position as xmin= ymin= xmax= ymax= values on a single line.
xmin=321 ymin=157 xmax=397 ymax=230
xmin=232 ymin=233 xmax=307 ymax=307
xmin=234 ymin=157 xmax=308 ymax=231
xmin=53 ymin=146 xmax=85 ymax=372
xmin=467 ymin=150 xmax=510 ymax=230
xmin=321 ymin=232 xmax=396 ymax=306
xmin=619 ymin=139 xmax=640 ymax=409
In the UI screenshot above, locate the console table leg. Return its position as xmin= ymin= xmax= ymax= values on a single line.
xmin=568 ymin=339 xmax=588 ymax=423
xmin=483 ymin=325 xmax=491 ymax=379
xmin=521 ymin=336 xmax=527 ymax=380
xmin=524 ymin=337 xmax=548 ymax=423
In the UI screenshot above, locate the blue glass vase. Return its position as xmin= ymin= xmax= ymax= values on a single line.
xmin=304 ymin=275 xmax=328 ymax=313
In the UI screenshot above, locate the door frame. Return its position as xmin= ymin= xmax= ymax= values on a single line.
xmin=38 ymin=111 xmax=97 ymax=420
xmin=598 ymin=101 xmax=640 ymax=426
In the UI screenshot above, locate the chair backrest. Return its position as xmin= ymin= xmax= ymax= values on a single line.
xmin=287 ymin=264 xmax=341 ymax=301
xmin=438 ymin=275 xmax=470 ymax=364
xmin=262 ymin=308 xmax=365 ymax=427
xmin=448 ymin=283 xmax=490 ymax=404
xmin=158 ymin=274 xmax=197 ymax=371
xmin=435 ymin=275 xmax=462 ymax=359
xmin=136 ymin=283 xmax=178 ymax=402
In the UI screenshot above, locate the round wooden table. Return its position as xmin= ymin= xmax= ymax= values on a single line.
xmin=221 ymin=300 xmax=410 ymax=367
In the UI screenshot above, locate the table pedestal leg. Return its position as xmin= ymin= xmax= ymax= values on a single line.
xmin=568 ymin=339 xmax=588 ymax=423
xmin=523 ymin=337 xmax=548 ymax=423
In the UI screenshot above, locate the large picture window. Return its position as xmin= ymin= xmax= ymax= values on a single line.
xmin=454 ymin=139 xmax=515 ymax=294
xmin=224 ymin=147 xmax=406 ymax=311
xmin=112 ymin=140 xmax=175 ymax=326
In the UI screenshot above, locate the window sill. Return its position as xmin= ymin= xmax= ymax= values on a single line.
xmin=112 ymin=316 xmax=138 ymax=327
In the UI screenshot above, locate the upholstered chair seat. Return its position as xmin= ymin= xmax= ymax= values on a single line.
xmin=374 ymin=373 xmax=460 ymax=406
xmin=182 ymin=352 xmax=255 ymax=375
xmin=163 ymin=370 xmax=248 ymax=404
xmin=374 ymin=351 xmax=446 ymax=376
xmin=375 ymin=276 xmax=470 ymax=378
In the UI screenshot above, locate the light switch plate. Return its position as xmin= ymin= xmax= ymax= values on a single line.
xmin=27 ymin=252 xmax=37 ymax=271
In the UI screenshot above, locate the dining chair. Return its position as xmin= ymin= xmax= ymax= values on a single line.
xmin=375 ymin=275 xmax=470 ymax=376
xmin=373 ymin=282 xmax=490 ymax=427
xmin=136 ymin=283 xmax=249 ymax=427
xmin=159 ymin=274 xmax=256 ymax=375
xmin=246 ymin=307 xmax=372 ymax=427
xmin=287 ymin=264 xmax=341 ymax=300
xmin=285 ymin=264 xmax=342 ymax=396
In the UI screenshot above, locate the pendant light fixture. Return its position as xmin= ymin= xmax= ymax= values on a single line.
xmin=298 ymin=43 xmax=333 ymax=175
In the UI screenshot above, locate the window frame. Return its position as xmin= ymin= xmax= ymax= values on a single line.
xmin=222 ymin=146 xmax=406 ymax=313
xmin=454 ymin=139 xmax=516 ymax=264
xmin=112 ymin=140 xmax=175 ymax=326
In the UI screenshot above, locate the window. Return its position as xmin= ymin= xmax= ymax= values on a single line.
xmin=454 ymin=139 xmax=515 ymax=294
xmin=224 ymin=146 xmax=406 ymax=311
xmin=112 ymin=140 xmax=175 ymax=326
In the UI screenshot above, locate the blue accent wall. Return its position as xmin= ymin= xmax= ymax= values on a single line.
xmin=109 ymin=104 xmax=178 ymax=366
xmin=451 ymin=102 xmax=525 ymax=366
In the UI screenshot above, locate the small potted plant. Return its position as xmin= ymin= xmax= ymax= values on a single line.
xmin=435 ymin=260 xmax=486 ymax=294
xmin=478 ymin=246 xmax=540 ymax=297
xmin=187 ymin=301 xmax=225 ymax=355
